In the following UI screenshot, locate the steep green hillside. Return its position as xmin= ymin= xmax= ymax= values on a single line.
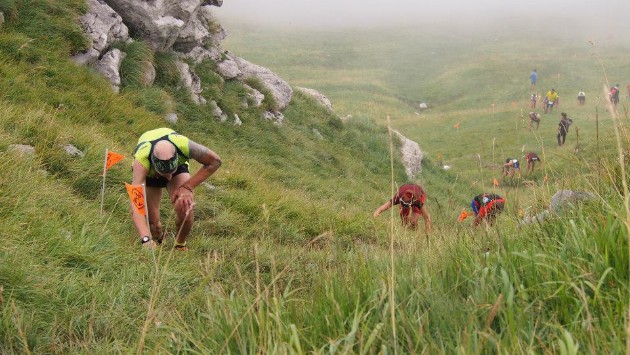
xmin=1 ymin=1 xmax=628 ymax=353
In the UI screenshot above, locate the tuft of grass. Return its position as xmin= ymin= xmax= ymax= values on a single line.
xmin=117 ymin=41 xmax=156 ymax=89
xmin=153 ymin=51 xmax=181 ymax=88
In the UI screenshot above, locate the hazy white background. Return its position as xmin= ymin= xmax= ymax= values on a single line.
xmin=216 ymin=0 xmax=629 ymax=32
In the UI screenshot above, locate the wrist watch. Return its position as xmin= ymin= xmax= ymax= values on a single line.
xmin=141 ymin=236 xmax=151 ymax=244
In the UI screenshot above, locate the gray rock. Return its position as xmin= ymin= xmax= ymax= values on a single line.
xmin=165 ymin=112 xmax=178 ymax=123
xmin=549 ymin=190 xmax=596 ymax=213
xmin=233 ymin=114 xmax=242 ymax=126
xmin=521 ymin=190 xmax=596 ymax=225
xmin=244 ymin=84 xmax=264 ymax=107
xmin=263 ymin=111 xmax=284 ymax=125
xmin=172 ymin=10 xmax=211 ymax=53
xmin=216 ymin=56 xmax=240 ymax=79
xmin=72 ymin=48 xmax=101 ymax=66
xmin=178 ymin=45 xmax=222 ymax=64
xmin=209 ymin=100 xmax=227 ymax=122
xmin=521 ymin=209 xmax=551 ymax=225
xmin=140 ymin=61 xmax=156 ymax=87
xmin=175 ymin=60 xmax=206 ymax=104
xmin=73 ymin=0 xmax=129 ymax=66
xmin=393 ymin=130 xmax=424 ymax=180
xmin=62 ymin=144 xmax=85 ymax=158
xmin=103 ymin=0 xmax=201 ymax=51
xmin=296 ymin=86 xmax=333 ymax=111
xmin=93 ymin=48 xmax=126 ymax=93
xmin=173 ymin=6 xmax=225 ymax=62
xmin=202 ymin=182 xmax=216 ymax=190
xmin=232 ymin=55 xmax=292 ymax=111
xmin=7 ymin=144 xmax=35 ymax=156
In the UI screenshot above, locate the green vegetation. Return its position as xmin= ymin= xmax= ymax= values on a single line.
xmin=0 ymin=1 xmax=628 ymax=353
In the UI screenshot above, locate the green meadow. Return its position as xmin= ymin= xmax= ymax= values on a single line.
xmin=1 ymin=1 xmax=629 ymax=352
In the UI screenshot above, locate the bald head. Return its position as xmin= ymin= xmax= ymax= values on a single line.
xmin=153 ymin=140 xmax=176 ymax=160
xmin=151 ymin=140 xmax=178 ymax=174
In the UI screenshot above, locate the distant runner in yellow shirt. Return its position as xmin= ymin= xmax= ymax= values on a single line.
xmin=544 ymin=88 xmax=559 ymax=113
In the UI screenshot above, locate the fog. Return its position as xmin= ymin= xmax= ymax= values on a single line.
xmin=216 ymin=0 xmax=630 ymax=36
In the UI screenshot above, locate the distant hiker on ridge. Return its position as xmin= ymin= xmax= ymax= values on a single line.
xmin=525 ymin=152 xmax=541 ymax=175
xmin=530 ymin=69 xmax=538 ymax=90
xmin=544 ymin=88 xmax=559 ymax=113
xmin=577 ymin=90 xmax=585 ymax=105
xmin=610 ymin=84 xmax=620 ymax=106
xmin=530 ymin=93 xmax=538 ymax=109
xmin=503 ymin=158 xmax=522 ymax=179
xmin=528 ymin=111 xmax=541 ymax=130
xmin=557 ymin=112 xmax=573 ymax=146
xmin=373 ymin=183 xmax=431 ymax=235
xmin=130 ymin=128 xmax=222 ymax=251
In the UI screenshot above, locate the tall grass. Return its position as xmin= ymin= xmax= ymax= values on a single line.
xmin=117 ymin=41 xmax=155 ymax=89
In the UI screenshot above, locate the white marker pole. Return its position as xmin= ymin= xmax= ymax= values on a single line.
xmin=141 ymin=183 xmax=151 ymax=238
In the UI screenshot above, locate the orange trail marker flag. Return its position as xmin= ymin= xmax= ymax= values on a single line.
xmin=125 ymin=183 xmax=147 ymax=216
xmin=106 ymin=150 xmax=125 ymax=170
xmin=125 ymin=183 xmax=152 ymax=244
xmin=458 ymin=209 xmax=470 ymax=222
xmin=100 ymin=149 xmax=126 ymax=217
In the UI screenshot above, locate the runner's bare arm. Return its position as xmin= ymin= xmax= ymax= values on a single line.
xmin=182 ymin=140 xmax=222 ymax=190
xmin=373 ymin=200 xmax=393 ymax=217
xmin=419 ymin=206 xmax=431 ymax=235
xmin=130 ymin=160 xmax=151 ymax=238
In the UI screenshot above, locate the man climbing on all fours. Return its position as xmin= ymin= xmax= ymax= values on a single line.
xmin=130 ymin=127 xmax=222 ymax=251
xmin=373 ymin=183 xmax=431 ymax=235
xmin=470 ymin=193 xmax=505 ymax=226
xmin=503 ymin=158 xmax=522 ymax=178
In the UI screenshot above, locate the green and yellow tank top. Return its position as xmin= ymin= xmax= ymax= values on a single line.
xmin=133 ymin=128 xmax=190 ymax=177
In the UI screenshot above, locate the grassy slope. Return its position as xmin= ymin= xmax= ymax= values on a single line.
xmin=222 ymin=20 xmax=630 ymax=203
xmin=0 ymin=1 xmax=628 ymax=352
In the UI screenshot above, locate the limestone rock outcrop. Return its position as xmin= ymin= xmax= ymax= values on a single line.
xmin=72 ymin=0 xmax=130 ymax=66
xmin=394 ymin=130 xmax=424 ymax=180
xmin=231 ymin=55 xmax=293 ymax=111
xmin=74 ymin=0 xmax=294 ymax=113
xmin=296 ymin=87 xmax=333 ymax=111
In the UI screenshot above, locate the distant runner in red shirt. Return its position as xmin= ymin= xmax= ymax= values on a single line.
xmin=374 ymin=183 xmax=431 ymax=235
xmin=470 ymin=193 xmax=505 ymax=226
xmin=525 ymin=152 xmax=541 ymax=174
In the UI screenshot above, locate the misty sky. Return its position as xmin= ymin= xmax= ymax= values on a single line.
xmin=216 ymin=0 xmax=629 ymax=30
